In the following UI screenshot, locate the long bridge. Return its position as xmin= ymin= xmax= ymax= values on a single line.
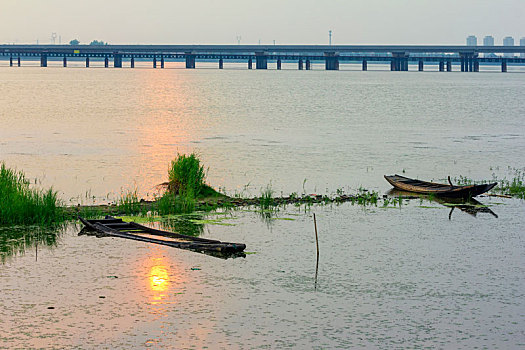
xmin=1 ymin=44 xmax=525 ymax=72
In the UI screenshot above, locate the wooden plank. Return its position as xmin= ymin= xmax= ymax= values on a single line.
xmin=79 ymin=216 xmax=246 ymax=256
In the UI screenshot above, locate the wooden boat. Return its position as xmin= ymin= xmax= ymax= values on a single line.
xmin=384 ymin=174 xmax=497 ymax=198
xmin=79 ymin=216 xmax=246 ymax=258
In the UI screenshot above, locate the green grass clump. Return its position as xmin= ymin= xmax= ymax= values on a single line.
xmin=168 ymin=153 xmax=207 ymax=198
xmin=495 ymin=172 xmax=525 ymax=199
xmin=118 ymin=189 xmax=143 ymax=215
xmin=259 ymin=184 xmax=275 ymax=210
xmin=155 ymin=191 xmax=195 ymax=215
xmin=0 ymin=163 xmax=64 ymax=225
xmin=456 ymin=169 xmax=525 ymax=199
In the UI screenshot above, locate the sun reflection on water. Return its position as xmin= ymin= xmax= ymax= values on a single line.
xmin=150 ymin=265 xmax=169 ymax=293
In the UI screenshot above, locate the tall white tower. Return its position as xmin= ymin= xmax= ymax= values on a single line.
xmin=503 ymin=36 xmax=514 ymax=58
xmin=466 ymin=35 xmax=477 ymax=46
xmin=483 ymin=36 xmax=494 ymax=57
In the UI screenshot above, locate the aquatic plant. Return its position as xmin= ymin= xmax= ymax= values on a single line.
xmin=154 ymin=191 xmax=195 ymax=215
xmin=168 ymin=153 xmax=207 ymax=198
xmin=0 ymin=163 xmax=64 ymax=225
xmin=259 ymin=183 xmax=275 ymax=209
xmin=455 ymin=169 xmax=525 ymax=199
xmin=117 ymin=189 xmax=143 ymax=215
xmin=494 ymin=170 xmax=525 ymax=199
xmin=354 ymin=189 xmax=379 ymax=206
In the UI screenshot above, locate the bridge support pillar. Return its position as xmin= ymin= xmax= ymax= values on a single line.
xmin=40 ymin=54 xmax=47 ymax=67
xmin=439 ymin=61 xmax=444 ymax=72
xmin=219 ymin=58 xmax=223 ymax=69
xmin=502 ymin=59 xmax=507 ymax=72
xmin=104 ymin=57 xmax=109 ymax=68
xmin=185 ymin=52 xmax=196 ymax=69
xmin=161 ymin=57 xmax=165 ymax=68
xmin=17 ymin=56 xmax=21 ymax=67
xmin=9 ymin=56 xmax=13 ymax=67
xmin=255 ymin=52 xmax=268 ymax=69
xmin=114 ymin=53 xmax=122 ymax=68
xmin=153 ymin=57 xmax=157 ymax=68
xmin=298 ymin=59 xmax=303 ymax=70
xmin=362 ymin=60 xmax=367 ymax=71
xmin=130 ymin=57 xmax=134 ymax=68
xmin=460 ymin=53 xmax=477 ymax=72
xmin=473 ymin=59 xmax=479 ymax=72
xmin=277 ymin=58 xmax=281 ymax=70
xmin=63 ymin=56 xmax=67 ymax=67
xmin=324 ymin=52 xmax=339 ymax=70
xmin=446 ymin=61 xmax=452 ymax=72
xmin=391 ymin=52 xmax=408 ymax=71
xmin=248 ymin=58 xmax=253 ymax=69
xmin=85 ymin=57 xmax=90 ymax=68
xmin=305 ymin=59 xmax=311 ymax=70
xmin=418 ymin=60 xmax=423 ymax=71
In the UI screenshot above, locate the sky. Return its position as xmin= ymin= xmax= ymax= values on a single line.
xmin=1 ymin=0 xmax=524 ymax=45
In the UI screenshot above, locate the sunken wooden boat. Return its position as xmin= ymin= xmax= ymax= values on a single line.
xmin=384 ymin=174 xmax=497 ymax=198
xmin=79 ymin=216 xmax=246 ymax=257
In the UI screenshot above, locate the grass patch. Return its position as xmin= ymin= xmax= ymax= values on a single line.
xmin=168 ymin=153 xmax=207 ymax=198
xmin=495 ymin=171 xmax=525 ymax=199
xmin=259 ymin=183 xmax=275 ymax=210
xmin=118 ymin=189 xmax=143 ymax=215
xmin=155 ymin=191 xmax=195 ymax=215
xmin=456 ymin=169 xmax=525 ymax=199
xmin=0 ymin=163 xmax=64 ymax=225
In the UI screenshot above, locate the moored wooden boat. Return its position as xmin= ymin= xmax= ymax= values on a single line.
xmin=79 ymin=216 xmax=246 ymax=258
xmin=384 ymin=174 xmax=497 ymax=198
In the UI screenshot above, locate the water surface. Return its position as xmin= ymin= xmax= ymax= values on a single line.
xmin=1 ymin=66 xmax=524 ymax=349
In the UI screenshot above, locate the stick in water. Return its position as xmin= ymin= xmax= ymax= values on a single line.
xmin=314 ymin=213 xmax=319 ymax=290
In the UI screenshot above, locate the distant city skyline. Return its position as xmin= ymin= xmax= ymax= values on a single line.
xmin=1 ymin=0 xmax=525 ymax=45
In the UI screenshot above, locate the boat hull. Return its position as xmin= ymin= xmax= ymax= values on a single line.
xmin=384 ymin=175 xmax=496 ymax=198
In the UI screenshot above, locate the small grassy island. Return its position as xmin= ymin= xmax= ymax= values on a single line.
xmin=1 ymin=155 xmax=524 ymax=226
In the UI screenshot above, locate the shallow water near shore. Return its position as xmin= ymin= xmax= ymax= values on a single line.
xmin=1 ymin=65 xmax=525 ymax=348
xmin=1 ymin=199 xmax=524 ymax=349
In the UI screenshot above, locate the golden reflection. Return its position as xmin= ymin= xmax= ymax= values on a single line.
xmin=132 ymin=70 xmax=205 ymax=198
xmin=149 ymin=265 xmax=169 ymax=292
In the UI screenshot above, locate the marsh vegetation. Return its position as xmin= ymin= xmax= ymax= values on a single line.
xmin=0 ymin=163 xmax=65 ymax=225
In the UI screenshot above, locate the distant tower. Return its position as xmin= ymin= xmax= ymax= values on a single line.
xmin=329 ymin=30 xmax=332 ymax=46
xmin=466 ymin=35 xmax=477 ymax=46
xmin=51 ymin=32 xmax=57 ymax=45
xmin=520 ymin=37 xmax=525 ymax=58
xmin=503 ymin=36 xmax=514 ymax=58
xmin=483 ymin=36 xmax=494 ymax=58
xmin=483 ymin=35 xmax=494 ymax=46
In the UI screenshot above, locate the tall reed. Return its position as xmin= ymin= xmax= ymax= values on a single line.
xmin=168 ymin=153 xmax=206 ymax=198
xmin=0 ymin=163 xmax=64 ymax=225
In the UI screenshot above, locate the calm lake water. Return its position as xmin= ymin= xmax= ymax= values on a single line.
xmin=1 ymin=65 xmax=524 ymax=349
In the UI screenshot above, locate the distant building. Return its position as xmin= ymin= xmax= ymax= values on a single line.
xmin=483 ymin=36 xmax=494 ymax=46
xmin=466 ymin=35 xmax=477 ymax=46
xmin=521 ymin=37 xmax=525 ymax=58
xmin=503 ymin=36 xmax=514 ymax=58
xmin=483 ymin=36 xmax=495 ymax=58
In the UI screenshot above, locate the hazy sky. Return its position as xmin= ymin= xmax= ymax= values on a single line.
xmin=1 ymin=0 xmax=524 ymax=45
